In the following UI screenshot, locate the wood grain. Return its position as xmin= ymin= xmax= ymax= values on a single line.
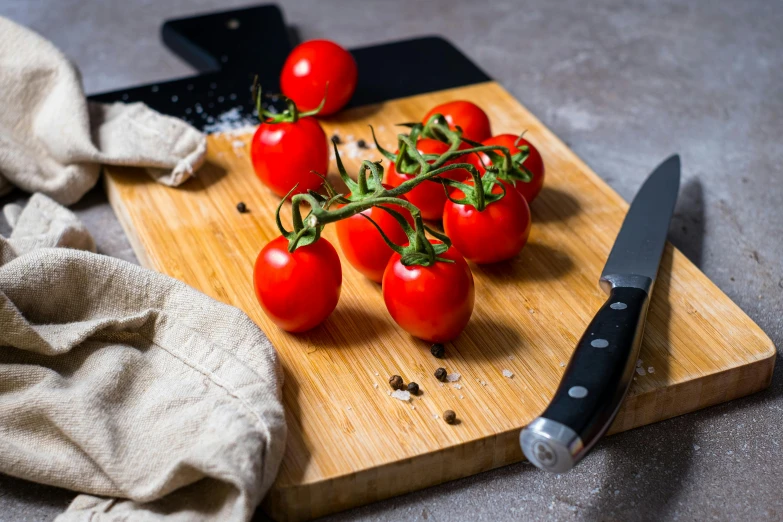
xmin=104 ymin=81 xmax=775 ymax=521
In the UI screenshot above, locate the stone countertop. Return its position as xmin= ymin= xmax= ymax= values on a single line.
xmin=1 ymin=0 xmax=781 ymax=520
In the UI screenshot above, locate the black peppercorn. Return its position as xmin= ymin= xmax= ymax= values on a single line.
xmin=443 ymin=410 xmax=457 ymax=424
xmin=331 ymin=134 xmax=341 ymax=144
xmin=236 ymin=202 xmax=247 ymax=213
xmin=430 ymin=343 xmax=445 ymax=358
xmin=389 ymin=375 xmax=404 ymax=390
xmin=407 ymin=382 xmax=420 ymax=395
xmin=357 ymin=139 xmax=367 ymax=149
xmin=434 ymin=367 xmax=447 ymax=382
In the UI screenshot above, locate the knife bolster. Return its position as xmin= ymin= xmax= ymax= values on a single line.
xmin=600 ymin=273 xmax=653 ymax=295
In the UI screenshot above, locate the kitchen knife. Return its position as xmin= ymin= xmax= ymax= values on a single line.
xmin=520 ymin=155 xmax=681 ymax=473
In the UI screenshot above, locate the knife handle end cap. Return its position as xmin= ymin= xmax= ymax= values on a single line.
xmin=520 ymin=417 xmax=584 ymax=474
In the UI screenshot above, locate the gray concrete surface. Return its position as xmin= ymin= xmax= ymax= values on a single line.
xmin=1 ymin=0 xmax=782 ymax=520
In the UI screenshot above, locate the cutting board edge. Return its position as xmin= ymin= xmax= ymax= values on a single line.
xmin=262 ymin=350 xmax=775 ymax=522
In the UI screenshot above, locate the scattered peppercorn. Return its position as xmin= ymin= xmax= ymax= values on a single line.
xmin=434 ymin=367 xmax=447 ymax=382
xmin=357 ymin=139 xmax=368 ymax=149
xmin=443 ymin=410 xmax=457 ymax=424
xmin=430 ymin=343 xmax=445 ymax=358
xmin=407 ymin=382 xmax=420 ymax=395
xmin=389 ymin=375 xmax=404 ymax=390
xmin=331 ymin=134 xmax=341 ymax=144
xmin=236 ymin=202 xmax=248 ymax=213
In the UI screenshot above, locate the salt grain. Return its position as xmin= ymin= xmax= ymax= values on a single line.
xmin=559 ymin=362 xmax=565 ymax=367
xmin=391 ymin=390 xmax=411 ymax=401
xmin=635 ymin=367 xmax=646 ymax=376
xmin=374 ymin=372 xmax=379 ymax=376
xmin=453 ymin=384 xmax=462 ymax=390
xmin=446 ymin=372 xmax=461 ymax=382
xmin=232 ymin=140 xmax=245 ymax=149
xmin=433 ymin=414 xmax=439 ymax=419
xmin=460 ymin=395 xmax=464 ymax=399
xmin=694 ymin=444 xmax=700 ymax=451
xmin=347 ymin=406 xmax=352 ymax=410
xmin=636 ymin=359 xmax=643 ymax=367
xmin=508 ymin=355 xmax=515 ymax=360
xmin=648 ymin=367 xmax=655 ymax=374
xmin=203 ymin=106 xmax=258 ymax=134
xmin=502 ymin=369 xmax=514 ymax=378
xmin=373 ymin=383 xmax=378 ymax=389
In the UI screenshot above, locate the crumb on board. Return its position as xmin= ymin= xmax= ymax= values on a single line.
xmin=502 ymin=369 xmax=514 ymax=378
xmin=446 ymin=372 xmax=461 ymax=382
xmin=391 ymin=390 xmax=411 ymax=401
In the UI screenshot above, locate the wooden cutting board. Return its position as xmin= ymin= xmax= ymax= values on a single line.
xmin=104 ymin=81 xmax=775 ymax=521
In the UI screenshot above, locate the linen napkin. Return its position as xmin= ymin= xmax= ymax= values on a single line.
xmin=0 ymin=16 xmax=206 ymax=204
xmin=0 ymin=194 xmax=286 ymax=521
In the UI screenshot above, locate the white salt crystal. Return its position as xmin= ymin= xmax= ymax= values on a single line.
xmin=439 ymin=383 xmax=445 ymax=387
xmin=203 ymin=106 xmax=258 ymax=134
xmin=373 ymin=383 xmax=379 ymax=389
xmin=637 ymin=359 xmax=643 ymax=367
xmin=387 ymin=391 xmax=392 ymax=396
xmin=648 ymin=367 xmax=655 ymax=374
xmin=411 ymin=405 xmax=416 ymax=410
xmin=481 ymin=381 xmax=487 ymax=386
xmin=559 ymin=362 xmax=565 ymax=367
xmin=635 ymin=367 xmax=646 ymax=376
xmin=374 ymin=372 xmax=379 ymax=376
xmin=453 ymin=384 xmax=462 ymax=390
xmin=502 ymin=369 xmax=514 ymax=378
xmin=433 ymin=413 xmax=439 ymax=419
xmin=378 ymin=125 xmax=386 ymax=131
xmin=460 ymin=395 xmax=464 ymax=399
xmin=347 ymin=406 xmax=352 ymax=410
xmin=232 ymin=140 xmax=245 ymax=149
xmin=508 ymin=355 xmax=515 ymax=360
xmin=694 ymin=444 xmax=700 ymax=451
xmin=391 ymin=390 xmax=411 ymax=401
xmin=446 ymin=372 xmax=461 ymax=382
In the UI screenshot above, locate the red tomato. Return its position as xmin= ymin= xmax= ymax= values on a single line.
xmin=476 ymin=134 xmax=546 ymax=203
xmin=280 ymin=40 xmax=358 ymax=116
xmin=383 ymin=139 xmax=472 ymax=220
xmin=254 ymin=236 xmax=342 ymax=332
xmin=443 ymin=180 xmax=531 ymax=264
xmin=250 ymin=117 xmax=328 ymax=198
xmin=422 ymin=100 xmax=492 ymax=142
xmin=382 ymin=241 xmax=475 ymax=342
xmin=335 ymin=191 xmax=414 ymax=283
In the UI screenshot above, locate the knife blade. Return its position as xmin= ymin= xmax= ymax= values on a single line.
xmin=520 ymin=154 xmax=681 ymax=473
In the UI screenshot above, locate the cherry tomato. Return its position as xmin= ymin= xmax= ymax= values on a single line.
xmin=250 ymin=117 xmax=328 ymax=199
xmin=254 ymin=236 xmax=342 ymax=332
xmin=383 ymin=139 xmax=472 ymax=220
xmin=422 ymin=100 xmax=492 ymax=142
xmin=280 ymin=40 xmax=358 ymax=116
xmin=382 ymin=241 xmax=475 ymax=342
xmin=476 ymin=134 xmax=545 ymax=203
xmin=335 ymin=190 xmax=414 ymax=283
xmin=443 ymin=180 xmax=531 ymax=264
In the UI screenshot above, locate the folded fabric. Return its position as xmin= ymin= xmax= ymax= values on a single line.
xmin=0 ymin=17 xmax=207 ymax=205
xmin=0 ymin=194 xmax=286 ymax=521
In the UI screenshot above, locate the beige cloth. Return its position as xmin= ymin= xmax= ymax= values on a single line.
xmin=0 ymin=195 xmax=286 ymax=521
xmin=0 ymin=16 xmax=207 ymax=205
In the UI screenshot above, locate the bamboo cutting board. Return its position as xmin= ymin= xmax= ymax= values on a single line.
xmin=104 ymin=81 xmax=775 ymax=521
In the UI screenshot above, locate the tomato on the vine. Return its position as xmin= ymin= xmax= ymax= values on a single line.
xmin=382 ymin=240 xmax=475 ymax=342
xmin=251 ymin=117 xmax=328 ymax=198
xmin=443 ymin=180 xmax=531 ymax=264
xmin=254 ymin=236 xmax=342 ymax=332
xmin=383 ymin=139 xmax=472 ymax=220
xmin=476 ymin=134 xmax=545 ymax=203
xmin=422 ymin=100 xmax=492 ymax=142
xmin=280 ymin=40 xmax=358 ymax=116
xmin=335 ymin=190 xmax=414 ymax=283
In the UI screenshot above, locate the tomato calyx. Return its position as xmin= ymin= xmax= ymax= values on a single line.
xmin=465 ymin=132 xmax=534 ymax=186
xmin=444 ymin=171 xmax=507 ymax=211
xmin=252 ymin=76 xmax=327 ymax=124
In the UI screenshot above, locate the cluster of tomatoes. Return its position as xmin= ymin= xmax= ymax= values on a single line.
xmin=249 ymin=40 xmax=545 ymax=344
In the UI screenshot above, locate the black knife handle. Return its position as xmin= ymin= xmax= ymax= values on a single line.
xmin=520 ymin=285 xmax=650 ymax=472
